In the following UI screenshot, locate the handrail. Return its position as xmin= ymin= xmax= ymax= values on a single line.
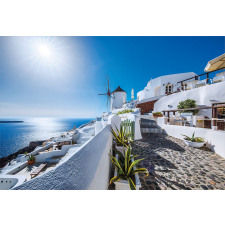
xmin=177 ymin=67 xmax=225 ymax=85
xmin=162 ymin=104 xmax=225 ymax=112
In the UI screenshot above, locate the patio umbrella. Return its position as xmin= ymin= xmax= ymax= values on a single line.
xmin=204 ymin=53 xmax=225 ymax=72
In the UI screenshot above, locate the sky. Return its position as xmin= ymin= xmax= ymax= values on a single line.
xmin=0 ymin=36 xmax=224 ymax=118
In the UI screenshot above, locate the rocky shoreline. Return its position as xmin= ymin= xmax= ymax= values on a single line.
xmin=0 ymin=140 xmax=46 ymax=168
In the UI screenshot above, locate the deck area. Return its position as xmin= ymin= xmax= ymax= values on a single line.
xmin=15 ymin=162 xmax=57 ymax=181
xmin=132 ymin=134 xmax=225 ymax=190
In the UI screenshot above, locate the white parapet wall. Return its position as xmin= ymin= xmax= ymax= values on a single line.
xmin=13 ymin=118 xmax=119 ymax=190
xmin=158 ymin=117 xmax=225 ymax=159
xmin=154 ymin=81 xmax=225 ymax=118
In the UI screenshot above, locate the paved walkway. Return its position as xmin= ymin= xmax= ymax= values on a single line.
xmin=132 ymin=134 xmax=225 ymax=190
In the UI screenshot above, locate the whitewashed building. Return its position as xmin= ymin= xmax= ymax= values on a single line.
xmin=136 ymin=72 xmax=197 ymax=114
xmin=111 ymin=86 xmax=127 ymax=111
xmin=137 ymin=72 xmax=197 ymax=101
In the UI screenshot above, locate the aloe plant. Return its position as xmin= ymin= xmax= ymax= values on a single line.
xmin=110 ymin=125 xmax=133 ymax=146
xmin=110 ymin=145 xmax=149 ymax=190
xmin=182 ymin=132 xmax=204 ymax=143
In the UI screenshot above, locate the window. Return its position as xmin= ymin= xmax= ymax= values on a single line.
xmin=165 ymin=84 xmax=173 ymax=94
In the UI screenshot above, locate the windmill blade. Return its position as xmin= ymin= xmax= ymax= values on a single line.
xmin=107 ymin=76 xmax=110 ymax=90
xmin=104 ymin=82 xmax=108 ymax=92
xmin=98 ymin=93 xmax=107 ymax=95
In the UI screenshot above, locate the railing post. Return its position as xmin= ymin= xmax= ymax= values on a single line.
xmin=167 ymin=111 xmax=170 ymax=124
xmin=212 ymin=108 xmax=217 ymax=130
xmin=206 ymin=73 xmax=209 ymax=84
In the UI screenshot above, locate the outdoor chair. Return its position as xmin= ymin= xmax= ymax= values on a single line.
xmin=211 ymin=73 xmax=225 ymax=84
xmin=184 ymin=80 xmax=198 ymax=90
xmin=194 ymin=79 xmax=207 ymax=88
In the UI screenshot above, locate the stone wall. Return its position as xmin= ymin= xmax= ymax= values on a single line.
xmin=137 ymin=100 xmax=158 ymax=115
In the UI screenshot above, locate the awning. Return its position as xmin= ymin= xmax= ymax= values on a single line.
xmin=204 ymin=53 xmax=225 ymax=72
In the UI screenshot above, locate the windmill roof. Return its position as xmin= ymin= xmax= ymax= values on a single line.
xmin=112 ymin=86 xmax=126 ymax=93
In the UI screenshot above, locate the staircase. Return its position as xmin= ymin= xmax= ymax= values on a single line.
xmin=140 ymin=116 xmax=164 ymax=134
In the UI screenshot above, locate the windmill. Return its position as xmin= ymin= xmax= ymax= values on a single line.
xmin=98 ymin=75 xmax=112 ymax=113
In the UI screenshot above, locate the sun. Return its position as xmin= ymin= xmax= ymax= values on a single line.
xmin=37 ymin=44 xmax=51 ymax=57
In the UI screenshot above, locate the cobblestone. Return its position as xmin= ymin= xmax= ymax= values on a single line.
xmin=132 ymin=133 xmax=225 ymax=190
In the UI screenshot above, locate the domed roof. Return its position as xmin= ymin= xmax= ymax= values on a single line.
xmin=112 ymin=86 xmax=126 ymax=93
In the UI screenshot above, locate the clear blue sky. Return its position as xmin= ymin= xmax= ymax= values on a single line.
xmin=0 ymin=36 xmax=224 ymax=118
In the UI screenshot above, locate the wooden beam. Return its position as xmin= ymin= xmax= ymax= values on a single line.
xmin=162 ymin=104 xmax=225 ymax=113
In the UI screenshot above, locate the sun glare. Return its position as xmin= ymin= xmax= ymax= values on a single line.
xmin=10 ymin=37 xmax=74 ymax=78
xmin=38 ymin=44 xmax=51 ymax=57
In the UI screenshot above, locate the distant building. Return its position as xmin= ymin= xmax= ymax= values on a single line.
xmin=111 ymin=86 xmax=127 ymax=111
xmin=136 ymin=72 xmax=197 ymax=114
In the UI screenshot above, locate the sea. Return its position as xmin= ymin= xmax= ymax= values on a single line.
xmin=0 ymin=117 xmax=93 ymax=158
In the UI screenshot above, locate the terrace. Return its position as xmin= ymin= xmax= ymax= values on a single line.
xmin=162 ymin=103 xmax=225 ymax=131
xmin=132 ymin=133 xmax=225 ymax=190
xmin=14 ymin=162 xmax=57 ymax=182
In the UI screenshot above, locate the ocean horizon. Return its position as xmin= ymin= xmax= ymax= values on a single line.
xmin=0 ymin=117 xmax=93 ymax=158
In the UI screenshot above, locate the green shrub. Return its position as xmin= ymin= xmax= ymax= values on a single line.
xmin=153 ymin=112 xmax=163 ymax=116
xmin=177 ymin=98 xmax=199 ymax=115
xmin=117 ymin=109 xmax=134 ymax=115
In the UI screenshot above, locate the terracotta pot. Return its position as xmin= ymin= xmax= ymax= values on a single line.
xmin=153 ymin=115 xmax=163 ymax=118
xmin=28 ymin=160 xmax=35 ymax=165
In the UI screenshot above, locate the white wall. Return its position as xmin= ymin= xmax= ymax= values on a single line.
xmin=14 ymin=125 xmax=113 ymax=190
xmin=111 ymin=92 xmax=127 ymax=110
xmin=137 ymin=90 xmax=145 ymax=101
xmin=0 ymin=175 xmax=27 ymax=190
xmin=108 ymin=114 xmax=121 ymax=132
xmin=158 ymin=117 xmax=225 ymax=158
xmin=154 ymin=81 xmax=225 ymax=118
xmin=14 ymin=115 xmax=121 ymax=190
xmin=137 ymin=72 xmax=196 ymax=101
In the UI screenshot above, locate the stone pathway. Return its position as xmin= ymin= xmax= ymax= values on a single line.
xmin=132 ymin=134 xmax=225 ymax=190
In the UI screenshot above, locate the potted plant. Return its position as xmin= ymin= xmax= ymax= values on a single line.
xmin=182 ymin=132 xmax=205 ymax=148
xmin=110 ymin=126 xmax=133 ymax=153
xmin=153 ymin=112 xmax=163 ymax=118
xmin=27 ymin=154 xmax=35 ymax=165
xmin=110 ymin=145 xmax=149 ymax=190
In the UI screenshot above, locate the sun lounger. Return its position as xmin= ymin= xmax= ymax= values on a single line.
xmin=212 ymin=75 xmax=225 ymax=84
xmin=194 ymin=79 xmax=207 ymax=88
xmin=30 ymin=163 xmax=47 ymax=178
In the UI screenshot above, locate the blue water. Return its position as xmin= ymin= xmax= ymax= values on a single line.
xmin=0 ymin=117 xmax=93 ymax=158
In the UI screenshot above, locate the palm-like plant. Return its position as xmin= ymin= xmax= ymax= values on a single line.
xmin=182 ymin=132 xmax=204 ymax=143
xmin=110 ymin=145 xmax=149 ymax=190
xmin=110 ymin=125 xmax=133 ymax=147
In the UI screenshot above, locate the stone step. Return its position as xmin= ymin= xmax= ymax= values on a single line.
xmin=140 ymin=124 xmax=158 ymax=128
xmin=140 ymin=118 xmax=158 ymax=127
xmin=140 ymin=127 xmax=164 ymax=134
